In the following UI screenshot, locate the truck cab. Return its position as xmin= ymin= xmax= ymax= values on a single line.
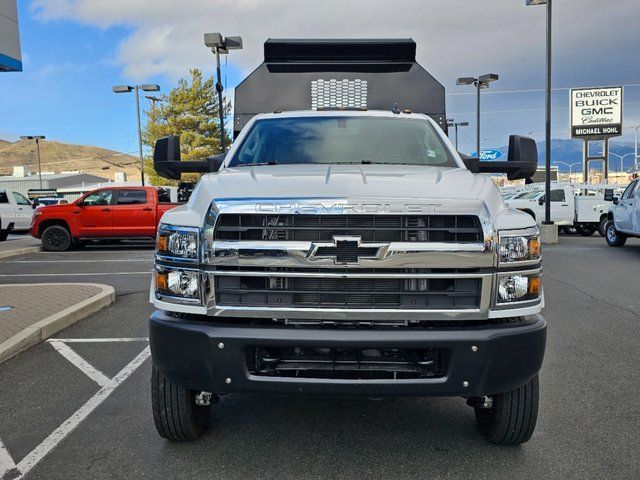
xmin=605 ymin=179 xmax=640 ymax=246
xmin=148 ymin=39 xmax=546 ymax=446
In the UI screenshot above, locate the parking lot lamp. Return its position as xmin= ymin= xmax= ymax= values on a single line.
xmin=112 ymin=84 xmax=160 ymax=186
xmin=456 ymin=74 xmax=499 ymax=158
xmin=204 ymin=33 xmax=243 ymax=153
xmin=609 ymin=152 xmax=634 ymax=173
xmin=527 ymin=0 xmax=553 ymax=224
xmin=19 ymin=135 xmax=45 ymax=188
xmin=446 ymin=119 xmax=470 ymax=150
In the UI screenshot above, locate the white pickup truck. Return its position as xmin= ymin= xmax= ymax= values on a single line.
xmin=504 ymin=184 xmax=613 ymax=236
xmin=604 ymin=179 xmax=640 ymax=246
xmin=147 ymin=39 xmax=547 ymax=446
xmin=0 ymin=189 xmax=34 ymax=241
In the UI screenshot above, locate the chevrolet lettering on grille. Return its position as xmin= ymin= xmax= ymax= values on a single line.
xmin=307 ymin=236 xmax=389 ymax=264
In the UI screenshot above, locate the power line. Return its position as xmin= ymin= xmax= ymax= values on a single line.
xmin=446 ymin=83 xmax=640 ymax=96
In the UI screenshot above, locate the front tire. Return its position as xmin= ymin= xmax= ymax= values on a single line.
xmin=41 ymin=225 xmax=72 ymax=251
xmin=151 ymin=365 xmax=211 ymax=441
xmin=0 ymin=230 xmax=8 ymax=242
xmin=474 ymin=375 xmax=539 ymax=445
xmin=605 ymin=221 xmax=627 ymax=247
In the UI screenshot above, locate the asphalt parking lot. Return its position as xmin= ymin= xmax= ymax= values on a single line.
xmin=0 ymin=235 xmax=639 ymax=479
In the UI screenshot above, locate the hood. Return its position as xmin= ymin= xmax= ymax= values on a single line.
xmin=205 ymin=164 xmax=490 ymax=202
xmin=160 ymin=163 xmax=531 ymax=230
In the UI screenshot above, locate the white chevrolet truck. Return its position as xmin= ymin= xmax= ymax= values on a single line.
xmin=149 ymin=39 xmax=546 ymax=445
xmin=604 ymin=179 xmax=640 ymax=246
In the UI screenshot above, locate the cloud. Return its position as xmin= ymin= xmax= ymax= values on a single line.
xmin=30 ymin=0 xmax=640 ymax=90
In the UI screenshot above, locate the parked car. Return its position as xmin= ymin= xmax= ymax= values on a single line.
xmin=604 ymin=180 xmax=640 ymax=246
xmin=30 ymin=186 xmax=180 ymax=251
xmin=0 ymin=189 xmax=34 ymax=241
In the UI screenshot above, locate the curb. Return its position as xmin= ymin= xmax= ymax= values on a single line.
xmin=0 ymin=245 xmax=41 ymax=260
xmin=0 ymin=283 xmax=116 ymax=364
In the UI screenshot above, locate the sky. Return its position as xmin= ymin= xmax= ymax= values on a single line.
xmin=1 ymin=0 xmax=639 ymax=162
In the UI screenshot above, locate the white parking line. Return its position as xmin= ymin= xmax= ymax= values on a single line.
xmin=0 ymin=272 xmax=151 ymax=277
xmin=13 ymin=346 xmax=151 ymax=479
xmin=49 ymin=341 xmax=113 ymax=388
xmin=0 ymin=436 xmax=16 ymax=479
xmin=48 ymin=338 xmax=149 ymax=343
xmin=2 ymin=259 xmax=151 ymax=263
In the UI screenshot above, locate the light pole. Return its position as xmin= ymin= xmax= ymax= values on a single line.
xmin=554 ymin=161 xmax=579 ymax=175
xmin=446 ymin=119 xmax=470 ymax=151
xmin=527 ymin=0 xmax=553 ymax=225
xmin=204 ymin=33 xmax=243 ymax=153
xmin=113 ymin=84 xmax=161 ymax=186
xmin=20 ymin=135 xmax=45 ymax=188
xmin=634 ymin=125 xmax=639 ymax=171
xmin=609 ymin=152 xmax=634 ymax=173
xmin=456 ymin=74 xmax=499 ymax=157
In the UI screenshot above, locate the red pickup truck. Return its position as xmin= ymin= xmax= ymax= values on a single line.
xmin=31 ymin=186 xmax=180 ymax=251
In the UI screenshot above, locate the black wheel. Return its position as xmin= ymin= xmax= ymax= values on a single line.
xmin=41 ymin=225 xmax=72 ymax=251
xmin=576 ymin=224 xmax=597 ymax=237
xmin=474 ymin=375 xmax=539 ymax=445
xmin=151 ymin=365 xmax=211 ymax=441
xmin=0 ymin=229 xmax=8 ymax=242
xmin=597 ymin=216 xmax=608 ymax=237
xmin=605 ymin=221 xmax=627 ymax=247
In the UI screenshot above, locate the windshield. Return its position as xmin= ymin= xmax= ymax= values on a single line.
xmin=229 ymin=116 xmax=456 ymax=168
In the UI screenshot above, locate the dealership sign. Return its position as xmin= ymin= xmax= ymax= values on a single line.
xmin=570 ymin=86 xmax=623 ymax=138
xmin=470 ymin=149 xmax=503 ymax=160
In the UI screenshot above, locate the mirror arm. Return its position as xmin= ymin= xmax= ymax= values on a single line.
xmin=476 ymin=161 xmax=533 ymax=174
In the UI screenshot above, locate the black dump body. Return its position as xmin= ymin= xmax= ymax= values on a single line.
xmin=233 ymin=39 xmax=447 ymax=137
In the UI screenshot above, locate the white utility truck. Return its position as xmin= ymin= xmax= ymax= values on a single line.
xmin=148 ymin=39 xmax=546 ymax=446
xmin=504 ymin=183 xmax=618 ymax=236
xmin=0 ymin=189 xmax=34 ymax=241
xmin=604 ymin=179 xmax=640 ymax=246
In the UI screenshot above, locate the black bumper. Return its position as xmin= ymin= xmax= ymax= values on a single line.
xmin=150 ymin=311 xmax=546 ymax=398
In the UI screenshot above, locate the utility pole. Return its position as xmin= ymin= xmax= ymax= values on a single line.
xmin=20 ymin=135 xmax=45 ymax=189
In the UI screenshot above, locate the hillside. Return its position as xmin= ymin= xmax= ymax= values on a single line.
xmin=0 ymin=139 xmax=142 ymax=180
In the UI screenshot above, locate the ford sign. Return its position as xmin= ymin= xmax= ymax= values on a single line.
xmin=470 ymin=149 xmax=504 ymax=161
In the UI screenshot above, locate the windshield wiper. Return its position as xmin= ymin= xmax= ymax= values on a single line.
xmin=235 ymin=161 xmax=278 ymax=167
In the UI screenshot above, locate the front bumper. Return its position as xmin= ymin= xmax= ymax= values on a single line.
xmin=150 ymin=311 xmax=546 ymax=397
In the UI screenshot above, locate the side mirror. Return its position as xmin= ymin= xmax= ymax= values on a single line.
xmin=613 ymin=197 xmax=619 ymax=205
xmin=538 ymin=197 xmax=545 ymax=206
xmin=604 ymin=189 xmax=614 ymax=202
xmin=474 ymin=135 xmax=538 ymax=180
xmin=76 ymin=199 xmax=84 ymax=207
xmin=153 ymin=135 xmax=224 ymax=180
xmin=153 ymin=135 xmax=182 ymax=180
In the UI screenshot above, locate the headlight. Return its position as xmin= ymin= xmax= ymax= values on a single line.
xmin=499 ymin=231 xmax=540 ymax=263
xmin=155 ymin=269 xmax=200 ymax=300
xmin=157 ymin=225 xmax=199 ymax=260
xmin=497 ymin=273 xmax=541 ymax=303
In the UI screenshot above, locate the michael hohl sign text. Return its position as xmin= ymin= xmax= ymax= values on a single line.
xmin=570 ymin=87 xmax=622 ymax=138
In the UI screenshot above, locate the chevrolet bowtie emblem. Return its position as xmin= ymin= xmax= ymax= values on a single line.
xmin=307 ymin=236 xmax=388 ymax=264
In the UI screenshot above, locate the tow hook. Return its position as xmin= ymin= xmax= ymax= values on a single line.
xmin=466 ymin=396 xmax=494 ymax=409
xmin=195 ymin=391 xmax=218 ymax=406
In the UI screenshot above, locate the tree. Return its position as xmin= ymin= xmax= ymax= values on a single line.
xmin=143 ymin=69 xmax=231 ymax=185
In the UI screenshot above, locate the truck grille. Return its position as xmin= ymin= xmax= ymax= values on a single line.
xmin=249 ymin=345 xmax=448 ymax=380
xmin=214 ymin=214 xmax=483 ymax=243
xmin=215 ymin=276 xmax=481 ymax=309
